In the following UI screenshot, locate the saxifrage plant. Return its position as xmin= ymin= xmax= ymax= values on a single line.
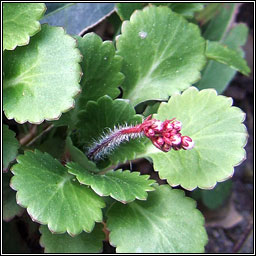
xmin=3 ymin=3 xmax=250 ymax=253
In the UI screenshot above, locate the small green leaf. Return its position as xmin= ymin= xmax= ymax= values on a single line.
xmin=115 ymin=3 xmax=145 ymax=20
xmin=77 ymin=96 xmax=145 ymax=165
xmin=140 ymin=87 xmax=247 ymax=190
xmin=65 ymin=136 xmax=99 ymax=173
xmin=3 ymin=172 xmax=24 ymax=221
xmin=116 ymin=6 xmax=206 ymax=106
xmin=191 ymin=180 xmax=232 ymax=210
xmin=39 ymin=224 xmax=105 ymax=253
xmin=107 ymin=185 xmax=208 ymax=253
xmin=197 ymin=24 xmax=249 ymax=93
xmin=3 ymin=3 xmax=46 ymax=51
xmin=205 ymin=40 xmax=250 ymax=76
xmin=76 ymin=33 xmax=124 ymax=107
xmin=153 ymin=3 xmax=204 ymax=18
xmin=67 ymin=162 xmax=155 ymax=203
xmin=3 ymin=124 xmax=20 ymax=170
xmin=10 ymin=150 xmax=105 ymax=235
xmin=3 ymin=24 xmax=82 ymax=124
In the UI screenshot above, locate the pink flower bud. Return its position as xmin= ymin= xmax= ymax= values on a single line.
xmin=152 ymin=137 xmax=162 ymax=149
xmin=171 ymin=134 xmax=182 ymax=145
xmin=151 ymin=120 xmax=164 ymax=132
xmin=162 ymin=143 xmax=171 ymax=152
xmin=172 ymin=120 xmax=182 ymax=131
xmin=181 ymin=136 xmax=194 ymax=150
xmin=156 ymin=136 xmax=164 ymax=146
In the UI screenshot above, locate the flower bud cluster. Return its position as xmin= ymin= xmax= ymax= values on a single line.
xmin=140 ymin=115 xmax=194 ymax=152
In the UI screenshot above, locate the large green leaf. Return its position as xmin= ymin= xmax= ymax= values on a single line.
xmin=3 ymin=172 xmax=24 ymax=221
xmin=10 ymin=150 xmax=105 ymax=235
xmin=205 ymin=40 xmax=250 ymax=76
xmin=3 ymin=24 xmax=82 ymax=124
xmin=139 ymin=87 xmax=247 ymax=190
xmin=77 ymin=95 xmax=145 ymax=165
xmin=116 ymin=6 xmax=206 ymax=106
xmin=3 ymin=3 xmax=46 ymax=51
xmin=3 ymin=124 xmax=20 ymax=170
xmin=197 ymin=24 xmax=249 ymax=93
xmin=67 ymin=162 xmax=155 ymax=203
xmin=39 ymin=224 xmax=105 ymax=253
xmin=107 ymin=185 xmax=207 ymax=253
xmin=41 ymin=3 xmax=115 ymax=35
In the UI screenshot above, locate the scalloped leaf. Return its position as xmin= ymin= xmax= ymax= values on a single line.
xmin=116 ymin=6 xmax=206 ymax=106
xmin=3 ymin=124 xmax=20 ymax=170
xmin=67 ymin=162 xmax=156 ymax=203
xmin=3 ymin=172 xmax=24 ymax=221
xmin=3 ymin=24 xmax=82 ymax=124
xmin=3 ymin=3 xmax=46 ymax=51
xmin=107 ymin=185 xmax=208 ymax=253
xmin=205 ymin=40 xmax=250 ymax=76
xmin=141 ymin=87 xmax=247 ymax=190
xmin=10 ymin=150 xmax=105 ymax=235
xmin=76 ymin=33 xmax=124 ymax=106
xmin=77 ymin=95 xmax=145 ymax=165
xmin=39 ymin=223 xmax=104 ymax=253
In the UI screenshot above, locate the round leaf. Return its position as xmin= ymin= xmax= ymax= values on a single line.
xmin=3 ymin=24 xmax=82 ymax=124
xmin=39 ymin=224 xmax=105 ymax=253
xmin=107 ymin=185 xmax=208 ymax=253
xmin=3 ymin=124 xmax=20 ymax=170
xmin=143 ymin=87 xmax=247 ymax=190
xmin=77 ymin=95 xmax=145 ymax=165
xmin=67 ymin=162 xmax=155 ymax=203
xmin=116 ymin=6 xmax=206 ymax=106
xmin=10 ymin=150 xmax=105 ymax=235
xmin=3 ymin=3 xmax=46 ymax=51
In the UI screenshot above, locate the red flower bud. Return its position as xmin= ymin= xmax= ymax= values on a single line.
xmin=181 ymin=136 xmax=194 ymax=150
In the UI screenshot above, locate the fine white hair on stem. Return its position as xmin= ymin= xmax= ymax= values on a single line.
xmin=87 ymin=124 xmax=143 ymax=161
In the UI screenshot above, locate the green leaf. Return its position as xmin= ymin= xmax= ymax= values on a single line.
xmin=41 ymin=3 xmax=115 ymax=35
xmin=3 ymin=124 xmax=20 ymax=170
xmin=107 ymin=185 xmax=208 ymax=253
xmin=140 ymin=87 xmax=247 ymax=190
xmin=195 ymin=3 xmax=221 ymax=25
xmin=67 ymin=162 xmax=155 ymax=203
xmin=197 ymin=24 xmax=249 ymax=93
xmin=65 ymin=136 xmax=100 ymax=173
xmin=202 ymin=3 xmax=236 ymax=41
xmin=39 ymin=223 xmax=105 ymax=253
xmin=205 ymin=40 xmax=250 ymax=76
xmin=76 ymin=33 xmax=124 ymax=107
xmin=3 ymin=172 xmax=24 ymax=221
xmin=115 ymin=3 xmax=145 ymax=20
xmin=116 ymin=6 xmax=206 ymax=106
xmin=153 ymin=3 xmax=204 ymax=18
xmin=77 ymin=95 xmax=145 ymax=165
xmin=3 ymin=3 xmax=46 ymax=51
xmin=3 ymin=24 xmax=82 ymax=124
xmin=53 ymin=32 xmax=124 ymax=128
xmin=191 ymin=180 xmax=232 ymax=210
xmin=10 ymin=150 xmax=105 ymax=235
